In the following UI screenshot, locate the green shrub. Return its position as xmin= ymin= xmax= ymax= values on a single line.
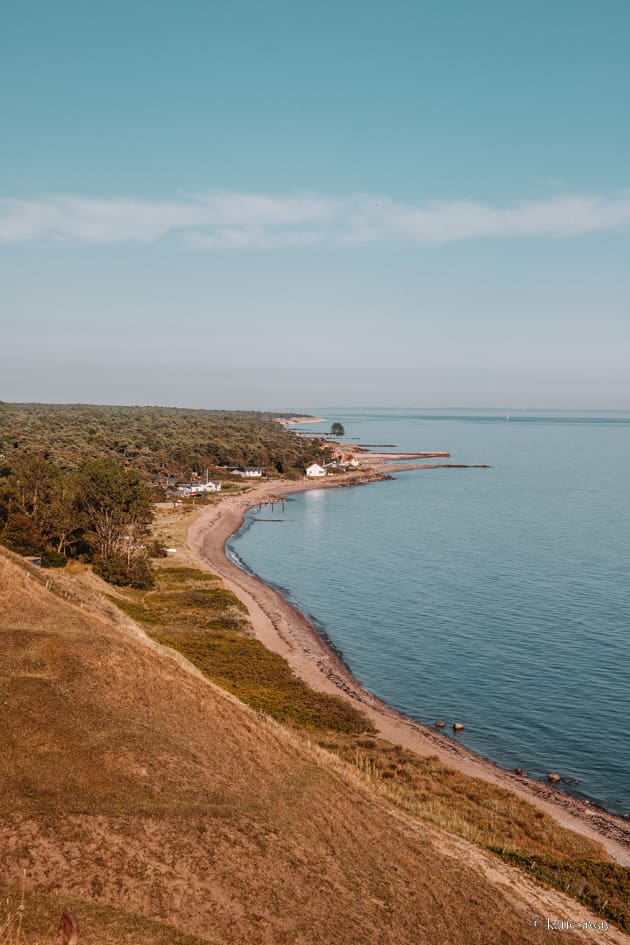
xmin=40 ymin=548 xmax=68 ymax=568
xmin=94 ymin=553 xmax=155 ymax=589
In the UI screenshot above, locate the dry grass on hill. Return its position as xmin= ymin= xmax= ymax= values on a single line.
xmin=0 ymin=548 xmax=627 ymax=944
xmin=316 ymin=734 xmax=602 ymax=859
xmin=107 ymin=560 xmax=630 ymax=932
xmin=0 ymin=882 xmax=216 ymax=945
xmin=107 ymin=562 xmax=602 ymax=857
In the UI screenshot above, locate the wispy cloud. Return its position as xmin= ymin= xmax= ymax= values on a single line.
xmin=1 ymin=191 xmax=630 ymax=248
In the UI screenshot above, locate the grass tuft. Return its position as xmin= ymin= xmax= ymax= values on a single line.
xmin=0 ymin=883 xmax=27 ymax=945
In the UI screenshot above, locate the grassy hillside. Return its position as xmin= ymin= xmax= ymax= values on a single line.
xmin=108 ymin=552 xmax=630 ymax=933
xmin=0 ymin=548 xmax=627 ymax=944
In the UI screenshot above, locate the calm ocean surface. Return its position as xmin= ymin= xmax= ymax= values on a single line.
xmin=229 ymin=409 xmax=630 ymax=815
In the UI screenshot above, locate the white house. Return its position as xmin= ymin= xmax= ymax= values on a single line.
xmin=305 ymin=463 xmax=327 ymax=478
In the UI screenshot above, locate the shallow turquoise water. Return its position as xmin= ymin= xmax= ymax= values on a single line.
xmin=229 ymin=409 xmax=630 ymax=815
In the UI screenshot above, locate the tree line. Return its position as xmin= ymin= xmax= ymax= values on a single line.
xmin=0 ymin=403 xmax=327 ymax=480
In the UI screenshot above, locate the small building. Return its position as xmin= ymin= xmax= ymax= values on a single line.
xmin=230 ymin=467 xmax=264 ymax=478
xmin=305 ymin=463 xmax=327 ymax=478
xmin=323 ymin=454 xmax=358 ymax=471
xmin=176 ymin=482 xmax=222 ymax=497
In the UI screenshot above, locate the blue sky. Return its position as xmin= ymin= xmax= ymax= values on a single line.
xmin=1 ymin=0 xmax=629 ymax=408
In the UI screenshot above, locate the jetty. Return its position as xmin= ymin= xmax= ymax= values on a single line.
xmin=370 ymin=453 xmax=451 ymax=462
xmin=357 ymin=450 xmax=451 ymax=460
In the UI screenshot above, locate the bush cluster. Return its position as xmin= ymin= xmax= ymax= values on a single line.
xmin=0 ymin=455 xmax=155 ymax=587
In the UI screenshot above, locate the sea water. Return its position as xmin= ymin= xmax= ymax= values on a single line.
xmin=228 ymin=409 xmax=630 ymax=815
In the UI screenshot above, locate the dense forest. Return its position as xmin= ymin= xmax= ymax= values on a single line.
xmin=0 ymin=403 xmax=327 ymax=478
xmin=0 ymin=403 xmax=328 ymax=585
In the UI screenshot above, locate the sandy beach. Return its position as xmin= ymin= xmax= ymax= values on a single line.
xmin=187 ymin=468 xmax=630 ymax=866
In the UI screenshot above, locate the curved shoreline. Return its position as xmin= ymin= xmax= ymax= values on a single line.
xmin=187 ymin=473 xmax=630 ymax=865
